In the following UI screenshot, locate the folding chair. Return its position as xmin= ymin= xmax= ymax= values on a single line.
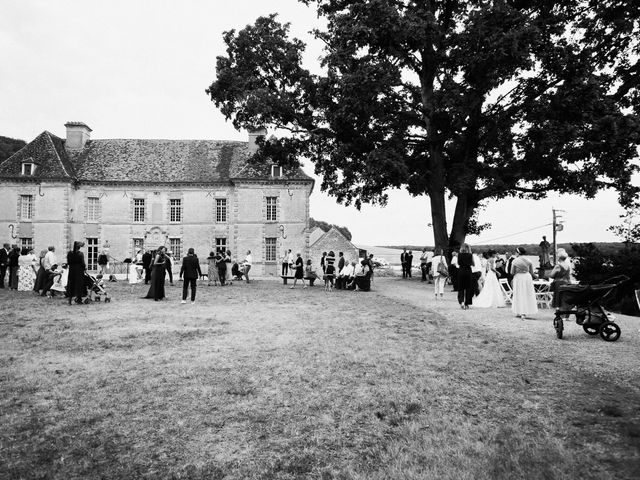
xmin=534 ymin=280 xmax=553 ymax=309
xmin=499 ymin=278 xmax=513 ymax=305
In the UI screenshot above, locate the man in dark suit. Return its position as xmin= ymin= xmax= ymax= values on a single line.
xmin=179 ymin=248 xmax=202 ymax=304
xmin=142 ymin=250 xmax=152 ymax=284
xmin=336 ymin=252 xmax=346 ymax=289
xmin=400 ymin=248 xmax=407 ymax=278
xmin=505 ymin=252 xmax=515 ymax=286
xmin=0 ymin=243 xmax=9 ymax=288
xmin=406 ymin=250 xmax=414 ymax=278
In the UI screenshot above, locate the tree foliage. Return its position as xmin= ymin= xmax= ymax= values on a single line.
xmin=309 ymin=217 xmax=352 ymax=241
xmin=207 ymin=1 xmax=640 ymax=250
xmin=0 ymin=136 xmax=26 ymax=163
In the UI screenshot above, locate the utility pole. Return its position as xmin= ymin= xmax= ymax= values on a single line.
xmin=552 ymin=208 xmax=565 ymax=265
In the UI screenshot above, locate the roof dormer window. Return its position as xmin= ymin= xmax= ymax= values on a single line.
xmin=270 ymin=165 xmax=283 ymax=178
xmin=21 ymin=162 xmax=35 ymax=176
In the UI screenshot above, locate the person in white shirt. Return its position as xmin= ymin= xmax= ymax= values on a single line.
xmin=340 ymin=260 xmax=356 ymax=290
xmin=430 ymin=248 xmax=448 ymax=299
xmin=419 ymin=248 xmax=430 ymax=282
xmin=471 ymin=252 xmax=482 ymax=296
xmin=43 ymin=246 xmax=57 ymax=271
xmin=282 ymin=249 xmax=292 ymax=276
xmin=450 ymin=251 xmax=459 ymax=292
xmin=242 ymin=250 xmax=252 ymax=283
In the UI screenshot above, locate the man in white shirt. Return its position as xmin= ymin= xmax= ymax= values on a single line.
xmin=242 ymin=250 xmax=252 ymax=283
xmin=43 ymin=246 xmax=57 ymax=271
xmin=339 ymin=260 xmax=356 ymax=289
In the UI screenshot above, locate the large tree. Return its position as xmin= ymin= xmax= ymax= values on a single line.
xmin=207 ymin=0 xmax=640 ymax=249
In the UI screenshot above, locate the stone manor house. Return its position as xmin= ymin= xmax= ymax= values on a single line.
xmin=0 ymin=122 xmax=314 ymax=276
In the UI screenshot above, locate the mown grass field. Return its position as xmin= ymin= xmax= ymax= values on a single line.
xmin=1 ymin=278 xmax=639 ymax=479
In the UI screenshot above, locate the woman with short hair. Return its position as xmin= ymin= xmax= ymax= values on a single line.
xmin=17 ymin=248 xmax=38 ymax=292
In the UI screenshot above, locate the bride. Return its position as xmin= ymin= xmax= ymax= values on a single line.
xmin=474 ymin=251 xmax=506 ymax=308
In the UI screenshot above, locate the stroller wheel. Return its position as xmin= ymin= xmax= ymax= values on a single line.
xmin=599 ymin=321 xmax=621 ymax=342
xmin=583 ymin=325 xmax=599 ymax=336
xmin=553 ymin=316 xmax=563 ymax=339
xmin=104 ymin=297 xmax=111 ymax=303
xmin=84 ymin=298 xmax=91 ymax=304
xmin=95 ymin=296 xmax=101 ymax=302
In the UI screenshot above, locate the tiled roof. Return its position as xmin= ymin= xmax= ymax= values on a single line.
xmin=0 ymin=132 xmax=312 ymax=184
xmin=0 ymin=131 xmax=75 ymax=180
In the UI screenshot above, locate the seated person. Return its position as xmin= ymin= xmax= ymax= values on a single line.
xmin=231 ymin=260 xmax=244 ymax=280
xmin=352 ymin=259 xmax=373 ymax=291
xmin=340 ymin=261 xmax=357 ymax=290
xmin=304 ymin=259 xmax=318 ymax=280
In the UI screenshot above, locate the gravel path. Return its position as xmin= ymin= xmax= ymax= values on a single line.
xmin=375 ymin=276 xmax=640 ymax=393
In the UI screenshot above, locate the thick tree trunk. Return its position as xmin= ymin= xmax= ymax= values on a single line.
xmin=429 ymin=188 xmax=448 ymax=251
xmin=448 ymin=194 xmax=478 ymax=251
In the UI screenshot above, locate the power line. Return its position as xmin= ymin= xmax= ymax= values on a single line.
xmin=471 ymin=223 xmax=553 ymax=245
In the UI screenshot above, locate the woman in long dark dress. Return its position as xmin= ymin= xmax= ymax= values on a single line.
xmin=33 ymin=249 xmax=47 ymax=294
xmin=289 ymin=253 xmax=307 ymax=289
xmin=457 ymin=243 xmax=475 ymax=309
xmin=66 ymin=241 xmax=87 ymax=305
xmin=145 ymin=247 xmax=167 ymax=300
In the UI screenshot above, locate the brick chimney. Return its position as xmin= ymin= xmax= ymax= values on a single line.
xmin=64 ymin=121 xmax=92 ymax=150
xmin=247 ymin=127 xmax=267 ymax=154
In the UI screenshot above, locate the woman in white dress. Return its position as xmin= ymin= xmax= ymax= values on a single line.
xmin=430 ymin=248 xmax=448 ymax=300
xmin=510 ymin=247 xmax=538 ymax=318
xmin=17 ymin=248 xmax=38 ymax=291
xmin=474 ymin=250 xmax=506 ymax=308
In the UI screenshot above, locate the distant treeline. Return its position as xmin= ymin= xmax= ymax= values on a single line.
xmin=381 ymin=243 xmax=628 ymax=256
xmin=0 ymin=136 xmax=26 ymax=163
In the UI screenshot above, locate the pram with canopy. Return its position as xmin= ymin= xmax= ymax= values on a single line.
xmin=553 ymin=275 xmax=628 ymax=341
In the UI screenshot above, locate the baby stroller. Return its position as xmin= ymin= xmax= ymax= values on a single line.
xmin=84 ymin=273 xmax=111 ymax=303
xmin=553 ymin=275 xmax=628 ymax=341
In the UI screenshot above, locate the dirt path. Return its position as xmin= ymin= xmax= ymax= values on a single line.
xmin=375 ymin=276 xmax=640 ymax=392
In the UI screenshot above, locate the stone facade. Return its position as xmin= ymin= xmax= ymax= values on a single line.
xmin=309 ymin=226 xmax=360 ymax=267
xmin=0 ymin=123 xmax=313 ymax=275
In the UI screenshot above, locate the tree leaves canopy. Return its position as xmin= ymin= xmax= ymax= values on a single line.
xmin=207 ymin=0 xmax=640 ymax=248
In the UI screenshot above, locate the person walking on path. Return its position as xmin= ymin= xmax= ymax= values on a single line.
xmin=180 ymin=248 xmax=202 ymax=304
xmin=510 ymin=247 xmax=538 ymax=318
xmin=450 ymin=251 xmax=459 ymax=292
xmin=419 ymin=248 xmax=429 ymax=282
xmin=290 ymin=253 xmax=307 ymax=289
xmin=66 ymin=241 xmax=87 ymax=304
xmin=242 ymin=250 xmax=252 ymax=283
xmin=457 ymin=244 xmax=475 ymax=309
xmin=431 ymin=248 xmax=448 ymax=300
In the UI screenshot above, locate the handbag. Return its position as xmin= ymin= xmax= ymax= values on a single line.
xmin=437 ymin=256 xmax=448 ymax=276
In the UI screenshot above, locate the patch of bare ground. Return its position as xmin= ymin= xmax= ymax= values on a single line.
xmin=0 ymin=277 xmax=638 ymax=479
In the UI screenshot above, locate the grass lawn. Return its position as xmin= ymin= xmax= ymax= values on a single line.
xmin=1 ymin=278 xmax=639 ymax=479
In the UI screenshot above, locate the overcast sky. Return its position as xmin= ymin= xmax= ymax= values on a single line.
xmin=1 ymin=0 xmax=636 ymax=246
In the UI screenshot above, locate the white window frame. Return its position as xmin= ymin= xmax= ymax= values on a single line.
xmin=133 ymin=198 xmax=145 ymax=223
xmin=87 ymin=196 xmax=100 ymax=222
xmin=265 ymin=237 xmax=277 ymax=262
xmin=169 ymin=199 xmax=182 ymax=223
xmin=270 ymin=165 xmax=283 ymax=177
xmin=215 ymin=237 xmax=227 ymax=255
xmin=21 ymin=163 xmax=35 ymax=176
xmin=169 ymin=238 xmax=182 ymax=260
xmin=20 ymin=194 xmax=34 ymax=220
xmin=266 ymin=196 xmax=278 ymax=222
xmin=215 ymin=198 xmax=227 ymax=223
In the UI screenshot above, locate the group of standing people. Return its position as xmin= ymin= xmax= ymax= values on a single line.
xmin=205 ymin=249 xmax=251 ymax=287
